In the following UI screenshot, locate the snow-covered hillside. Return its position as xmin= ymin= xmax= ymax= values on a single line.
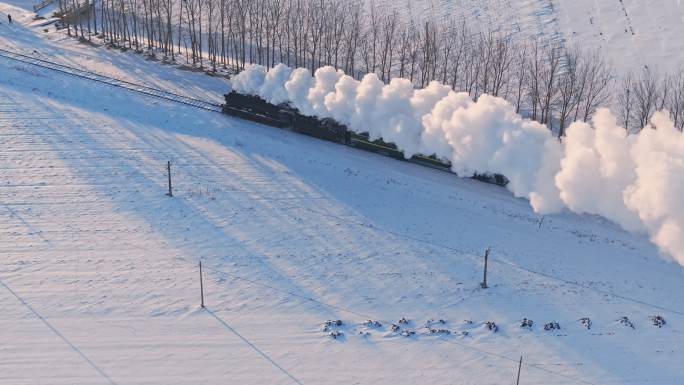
xmin=369 ymin=0 xmax=684 ymax=76
xmin=2 ymin=3 xmax=684 ymax=385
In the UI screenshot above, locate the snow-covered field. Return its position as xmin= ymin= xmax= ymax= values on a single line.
xmin=371 ymin=0 xmax=684 ymax=76
xmin=2 ymin=3 xmax=684 ymax=385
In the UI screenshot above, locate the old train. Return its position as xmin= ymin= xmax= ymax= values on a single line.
xmin=222 ymin=91 xmax=508 ymax=187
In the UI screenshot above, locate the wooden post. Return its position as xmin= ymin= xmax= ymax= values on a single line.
xmin=516 ymin=355 xmax=523 ymax=385
xmin=166 ymin=160 xmax=173 ymax=197
xmin=199 ymin=260 xmax=205 ymax=308
xmin=481 ymin=247 xmax=490 ymax=289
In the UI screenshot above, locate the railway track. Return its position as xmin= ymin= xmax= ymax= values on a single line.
xmin=32 ymin=0 xmax=55 ymax=12
xmin=0 ymin=47 xmax=501 ymax=184
xmin=0 ymin=48 xmax=223 ymax=113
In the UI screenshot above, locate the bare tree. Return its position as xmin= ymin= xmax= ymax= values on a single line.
xmin=668 ymin=70 xmax=684 ymax=131
xmin=84 ymin=0 xmax=634 ymax=138
xmin=617 ymin=72 xmax=634 ymax=131
xmin=526 ymin=41 xmax=543 ymax=121
xmin=378 ymin=10 xmax=398 ymax=82
xmin=489 ymin=35 xmax=513 ymax=97
xmin=556 ymin=47 xmax=580 ymax=137
xmin=447 ymin=21 xmax=468 ymax=91
xmin=512 ymin=41 xmax=527 ymax=113
xmin=419 ymin=20 xmax=438 ymax=87
xmin=633 ymin=68 xmax=660 ymax=130
xmin=578 ymin=50 xmax=613 ymax=122
xmin=538 ymin=44 xmax=562 ymax=126
xmin=342 ymin=1 xmax=361 ymax=77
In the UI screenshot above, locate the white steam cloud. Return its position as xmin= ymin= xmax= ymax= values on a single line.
xmin=229 ymin=64 xmax=684 ymax=266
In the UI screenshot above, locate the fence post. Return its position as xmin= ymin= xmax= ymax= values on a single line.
xmin=166 ymin=160 xmax=173 ymax=197
xmin=481 ymin=247 xmax=490 ymax=289
xmin=516 ymin=355 xmax=523 ymax=385
xmin=199 ymin=260 xmax=205 ymax=308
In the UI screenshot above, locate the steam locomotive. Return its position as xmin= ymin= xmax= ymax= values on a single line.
xmin=222 ymin=91 xmax=508 ymax=187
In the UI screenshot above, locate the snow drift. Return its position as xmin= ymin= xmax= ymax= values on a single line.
xmin=229 ymin=65 xmax=684 ymax=266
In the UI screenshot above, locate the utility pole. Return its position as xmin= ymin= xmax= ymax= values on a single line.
xmin=481 ymin=247 xmax=490 ymax=289
xmin=516 ymin=355 xmax=523 ymax=385
xmin=199 ymin=260 xmax=205 ymax=308
xmin=166 ymin=160 xmax=173 ymax=197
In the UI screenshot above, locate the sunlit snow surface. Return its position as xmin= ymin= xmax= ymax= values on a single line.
xmin=1 ymin=3 xmax=684 ymax=385
xmin=365 ymin=0 xmax=684 ymax=75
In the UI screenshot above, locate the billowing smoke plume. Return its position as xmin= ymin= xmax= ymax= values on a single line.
xmin=229 ymin=65 xmax=684 ymax=266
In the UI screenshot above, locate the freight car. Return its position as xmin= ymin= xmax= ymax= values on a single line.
xmin=222 ymin=91 xmax=508 ymax=187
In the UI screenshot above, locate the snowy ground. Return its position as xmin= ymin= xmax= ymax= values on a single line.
xmin=372 ymin=0 xmax=684 ymax=76
xmin=2 ymin=3 xmax=684 ymax=385
xmin=0 ymin=2 xmax=228 ymax=104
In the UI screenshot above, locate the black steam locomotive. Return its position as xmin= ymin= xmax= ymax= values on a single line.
xmin=222 ymin=91 xmax=508 ymax=187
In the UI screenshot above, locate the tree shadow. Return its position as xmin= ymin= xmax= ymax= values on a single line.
xmin=4 ymin=58 xmax=684 ymax=385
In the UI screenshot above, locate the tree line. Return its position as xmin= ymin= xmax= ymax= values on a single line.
xmin=617 ymin=68 xmax=684 ymax=132
xmin=58 ymin=0 xmax=684 ymax=133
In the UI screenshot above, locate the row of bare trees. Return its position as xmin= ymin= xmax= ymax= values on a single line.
xmin=617 ymin=68 xmax=684 ymax=132
xmin=57 ymin=0 xmax=98 ymax=40
xmin=58 ymin=0 xmax=683 ymax=133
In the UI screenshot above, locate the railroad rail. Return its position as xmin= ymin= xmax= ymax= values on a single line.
xmin=0 ymin=47 xmax=501 ymax=184
xmin=32 ymin=0 xmax=55 ymax=12
xmin=0 ymin=48 xmax=223 ymax=113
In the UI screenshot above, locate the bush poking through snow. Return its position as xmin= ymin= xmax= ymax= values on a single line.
xmin=388 ymin=323 xmax=416 ymax=337
xmin=429 ymin=329 xmax=451 ymax=335
xmin=544 ymin=322 xmax=561 ymax=331
xmin=617 ymin=316 xmax=635 ymax=329
xmin=426 ymin=319 xmax=447 ymax=328
xmin=520 ymin=318 xmax=534 ymax=330
xmin=650 ymin=315 xmax=666 ymax=328
xmin=485 ymin=321 xmax=498 ymax=332
xmin=364 ymin=320 xmax=382 ymax=328
xmin=321 ymin=319 xmax=344 ymax=332
xmin=398 ymin=317 xmax=409 ymax=325
xmin=329 ymin=330 xmax=343 ymax=339
xmin=579 ymin=317 xmax=592 ymax=330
